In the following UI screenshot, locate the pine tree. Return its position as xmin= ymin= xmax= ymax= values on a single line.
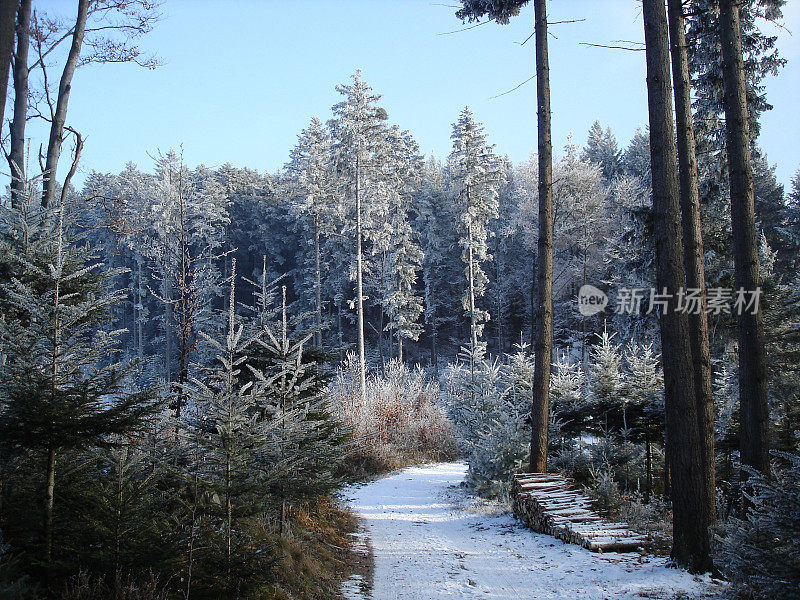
xmin=447 ymin=107 xmax=503 ymax=364
xmin=719 ymin=0 xmax=770 ymax=475
xmin=622 ymin=127 xmax=651 ymax=182
xmin=284 ymin=117 xmax=337 ymax=347
xmin=581 ymin=120 xmax=621 ymax=182
xmin=587 ymin=331 xmax=624 ymax=427
xmin=643 ymin=0 xmax=711 ymax=570
xmin=624 ymin=342 xmax=664 ymax=499
xmin=329 ymin=70 xmax=391 ymax=397
xmin=383 ymin=127 xmax=424 ymax=362
xmin=247 ymin=279 xmax=346 ymax=536
xmin=415 ymin=155 xmax=461 ymax=371
xmin=182 ymin=262 xmax=277 ymax=595
xmin=0 ymin=196 xmax=158 ymax=567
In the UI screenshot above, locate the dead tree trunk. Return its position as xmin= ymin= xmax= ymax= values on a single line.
xmin=8 ymin=0 xmax=29 ymax=209
xmin=642 ymin=0 xmax=711 ymax=573
xmin=667 ymin=0 xmax=716 ymax=521
xmin=719 ymin=0 xmax=770 ymax=475
xmin=41 ymin=0 xmax=89 ymax=208
xmin=0 ymin=0 xmax=18 ymax=130
xmin=529 ymin=0 xmax=553 ymax=474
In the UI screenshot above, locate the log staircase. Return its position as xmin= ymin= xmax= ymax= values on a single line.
xmin=511 ymin=473 xmax=648 ymax=553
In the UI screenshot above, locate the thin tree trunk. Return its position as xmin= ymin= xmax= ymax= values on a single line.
xmin=314 ymin=214 xmax=323 ymax=347
xmin=8 ymin=0 xmax=29 ymax=209
xmin=642 ymin=0 xmax=711 ymax=572
xmin=337 ymin=300 xmax=343 ymax=363
xmin=137 ymin=257 xmax=144 ymax=359
xmin=41 ymin=0 xmax=89 ymax=208
xmin=0 ymin=0 xmax=18 ymax=131
xmin=668 ymin=0 xmax=716 ymax=521
xmin=467 ymin=229 xmax=477 ymax=359
xmin=529 ymin=0 xmax=554 ymax=474
xmin=378 ymin=251 xmax=386 ymax=368
xmin=719 ymin=0 xmax=770 ymax=475
xmin=430 ymin=322 xmax=438 ymax=374
xmin=645 ymin=434 xmax=653 ymax=502
xmin=355 ymin=155 xmax=367 ymax=398
xmin=44 ymin=446 xmax=56 ymax=563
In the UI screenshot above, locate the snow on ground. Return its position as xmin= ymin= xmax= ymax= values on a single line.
xmin=340 ymin=462 xmax=724 ymax=600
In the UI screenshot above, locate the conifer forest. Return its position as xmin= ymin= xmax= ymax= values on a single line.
xmin=0 ymin=1 xmax=798 ymax=599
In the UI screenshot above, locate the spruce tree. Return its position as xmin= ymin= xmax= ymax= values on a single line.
xmin=182 ymin=261 xmax=277 ymax=595
xmin=447 ymin=107 xmax=503 ymax=365
xmin=284 ymin=117 xmax=337 ymax=347
xmin=329 ymin=70 xmax=391 ymax=397
xmin=0 ymin=196 xmax=158 ymax=567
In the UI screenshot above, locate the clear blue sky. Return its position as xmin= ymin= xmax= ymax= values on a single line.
xmin=29 ymin=0 xmax=800 ymax=190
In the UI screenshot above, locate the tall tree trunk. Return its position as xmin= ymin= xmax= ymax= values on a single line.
xmin=719 ymin=0 xmax=770 ymax=475
xmin=355 ymin=155 xmax=367 ymax=398
xmin=41 ymin=0 xmax=89 ymax=208
xmin=467 ymin=223 xmax=478 ymax=360
xmin=8 ymin=0 xmax=29 ymax=209
xmin=529 ymin=0 xmax=553 ymax=474
xmin=642 ymin=0 xmax=711 ymax=573
xmin=0 ymin=0 xmax=18 ymax=131
xmin=668 ymin=0 xmax=716 ymax=522
xmin=314 ymin=214 xmax=323 ymax=347
xmin=430 ymin=320 xmax=438 ymax=374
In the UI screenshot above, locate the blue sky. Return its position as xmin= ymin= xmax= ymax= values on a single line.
xmin=28 ymin=0 xmax=800 ymax=189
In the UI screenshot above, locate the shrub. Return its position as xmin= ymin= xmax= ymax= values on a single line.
xmin=713 ymin=452 xmax=800 ymax=600
xmin=330 ymin=355 xmax=458 ymax=478
xmin=443 ymin=347 xmax=532 ymax=500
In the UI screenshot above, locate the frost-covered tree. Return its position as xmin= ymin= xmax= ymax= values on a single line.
xmin=283 ymin=117 xmax=337 ymax=346
xmin=444 ymin=347 xmax=531 ymax=499
xmin=623 ymin=343 xmax=664 ymax=498
xmin=549 ymin=351 xmax=586 ymax=431
xmin=329 ymin=70 xmax=391 ymax=396
xmin=383 ymin=126 xmax=424 ymax=362
xmin=587 ymin=331 xmax=624 ymax=431
xmin=713 ymin=452 xmax=800 ymax=600
xmin=447 ymin=107 xmax=503 ymax=362
xmin=581 ymin=120 xmax=621 ymax=182
xmin=622 ymin=127 xmax=651 ymax=182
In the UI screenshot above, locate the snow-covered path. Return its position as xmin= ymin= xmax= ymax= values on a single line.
xmin=341 ymin=462 xmax=721 ymax=600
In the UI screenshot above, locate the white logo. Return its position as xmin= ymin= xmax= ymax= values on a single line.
xmin=578 ymin=285 xmax=608 ymax=316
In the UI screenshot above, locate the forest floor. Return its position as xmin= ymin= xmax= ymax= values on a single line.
xmin=339 ymin=462 xmax=726 ymax=600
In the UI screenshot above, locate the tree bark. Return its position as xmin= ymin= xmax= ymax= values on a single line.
xmin=667 ymin=0 xmax=716 ymax=522
xmin=719 ymin=0 xmax=770 ymax=475
xmin=355 ymin=155 xmax=367 ymax=398
xmin=8 ymin=0 xmax=29 ymax=209
xmin=642 ymin=0 xmax=711 ymax=573
xmin=314 ymin=214 xmax=323 ymax=347
xmin=529 ymin=0 xmax=553 ymax=474
xmin=41 ymin=0 xmax=89 ymax=208
xmin=0 ymin=0 xmax=18 ymax=130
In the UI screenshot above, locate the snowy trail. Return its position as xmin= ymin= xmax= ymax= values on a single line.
xmin=340 ymin=462 xmax=721 ymax=600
